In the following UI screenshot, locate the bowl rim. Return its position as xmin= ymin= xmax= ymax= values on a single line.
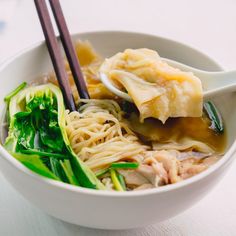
xmin=0 ymin=30 xmax=235 ymax=197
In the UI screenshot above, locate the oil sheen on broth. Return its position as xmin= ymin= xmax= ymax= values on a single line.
xmin=125 ymin=112 xmax=226 ymax=154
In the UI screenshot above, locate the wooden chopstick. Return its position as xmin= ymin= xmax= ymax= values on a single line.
xmin=34 ymin=0 xmax=90 ymax=111
xmin=34 ymin=0 xmax=76 ymax=111
xmin=49 ymin=0 xmax=90 ymax=99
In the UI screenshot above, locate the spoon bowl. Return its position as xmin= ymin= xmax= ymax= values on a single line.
xmin=100 ymin=58 xmax=236 ymax=102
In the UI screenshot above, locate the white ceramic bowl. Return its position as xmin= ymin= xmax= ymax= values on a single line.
xmin=0 ymin=31 xmax=235 ymax=230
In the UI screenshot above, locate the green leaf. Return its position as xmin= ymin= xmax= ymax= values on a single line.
xmin=14 ymin=114 xmax=36 ymax=150
xmin=69 ymin=149 xmax=105 ymax=189
xmin=39 ymin=124 xmax=64 ymax=152
xmin=11 ymin=152 xmax=58 ymax=180
xmin=50 ymin=157 xmax=68 ymax=183
xmin=204 ymin=101 xmax=224 ymax=133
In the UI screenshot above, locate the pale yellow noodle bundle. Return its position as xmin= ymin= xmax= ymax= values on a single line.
xmin=65 ymin=99 xmax=148 ymax=171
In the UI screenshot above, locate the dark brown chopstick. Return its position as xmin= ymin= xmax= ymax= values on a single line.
xmin=34 ymin=0 xmax=89 ymax=111
xmin=49 ymin=0 xmax=90 ymax=99
xmin=34 ymin=0 xmax=76 ymax=111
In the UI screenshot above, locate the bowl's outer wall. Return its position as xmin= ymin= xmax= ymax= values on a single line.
xmin=0 ymin=31 xmax=235 ymax=229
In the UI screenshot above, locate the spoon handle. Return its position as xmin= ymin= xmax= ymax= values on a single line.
xmin=203 ymin=70 xmax=236 ymax=99
xmin=101 ymin=57 xmax=236 ymax=101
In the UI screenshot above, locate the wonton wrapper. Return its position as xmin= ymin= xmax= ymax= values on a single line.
xmin=152 ymin=139 xmax=215 ymax=154
xmin=100 ymin=48 xmax=203 ymax=123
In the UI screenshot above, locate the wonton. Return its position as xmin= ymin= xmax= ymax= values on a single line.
xmin=100 ymin=48 xmax=203 ymax=123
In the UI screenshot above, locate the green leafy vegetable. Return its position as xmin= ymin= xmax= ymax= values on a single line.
xmin=204 ymin=101 xmax=224 ymax=133
xmin=11 ymin=152 xmax=58 ymax=180
xmin=50 ymin=157 xmax=68 ymax=183
xmin=4 ymin=83 xmax=105 ymax=190
xmin=111 ymin=162 xmax=139 ymax=169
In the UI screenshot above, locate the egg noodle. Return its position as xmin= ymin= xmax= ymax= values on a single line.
xmin=65 ymin=99 xmax=148 ymax=172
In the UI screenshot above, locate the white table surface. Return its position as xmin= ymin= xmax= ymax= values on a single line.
xmin=1 ymin=0 xmax=236 ymax=235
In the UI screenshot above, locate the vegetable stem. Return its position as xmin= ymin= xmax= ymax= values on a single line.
xmin=110 ymin=169 xmax=124 ymax=191
xmin=4 ymin=82 xmax=27 ymax=102
xmin=50 ymin=157 xmax=68 ymax=182
xmin=111 ymin=162 xmax=139 ymax=169
xmin=117 ymin=172 xmax=126 ymax=190
xmin=95 ymin=168 xmax=109 ymax=177
xmin=60 ymin=160 xmax=79 ymax=186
